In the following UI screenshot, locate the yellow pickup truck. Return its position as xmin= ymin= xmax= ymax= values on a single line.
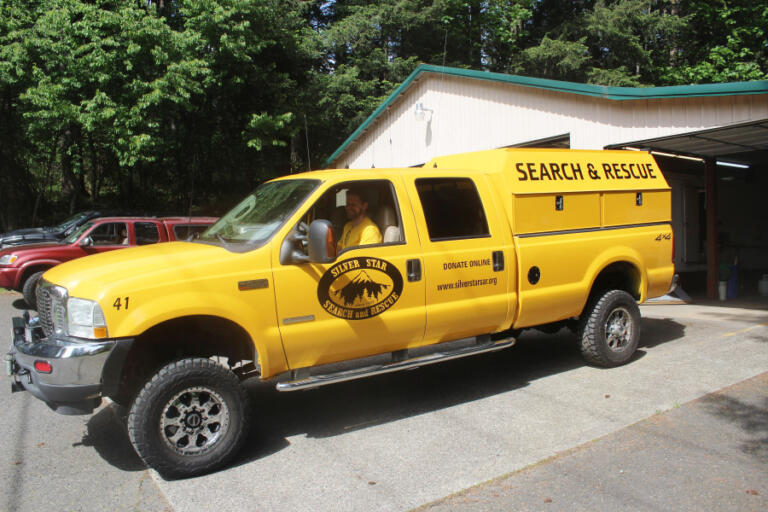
xmin=6 ymin=148 xmax=675 ymax=478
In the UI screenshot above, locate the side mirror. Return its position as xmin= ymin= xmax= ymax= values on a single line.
xmin=279 ymin=220 xmax=337 ymax=265
xmin=308 ymin=220 xmax=336 ymax=263
xmin=79 ymin=236 xmax=94 ymax=247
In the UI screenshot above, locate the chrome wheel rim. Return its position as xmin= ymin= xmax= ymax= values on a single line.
xmin=160 ymin=387 xmax=230 ymax=456
xmin=604 ymin=307 xmax=633 ymax=351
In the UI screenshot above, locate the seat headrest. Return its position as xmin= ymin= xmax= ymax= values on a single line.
xmin=375 ymin=205 xmax=397 ymax=229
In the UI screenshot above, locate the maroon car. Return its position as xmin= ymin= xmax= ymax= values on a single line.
xmin=0 ymin=216 xmax=216 ymax=308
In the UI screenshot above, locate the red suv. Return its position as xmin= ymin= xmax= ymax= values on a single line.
xmin=0 ymin=216 xmax=216 ymax=308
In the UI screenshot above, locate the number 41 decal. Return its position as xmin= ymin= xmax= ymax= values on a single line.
xmin=113 ymin=297 xmax=130 ymax=310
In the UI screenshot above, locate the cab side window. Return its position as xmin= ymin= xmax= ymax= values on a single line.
xmin=90 ymin=222 xmax=128 ymax=246
xmin=415 ymin=178 xmax=490 ymax=241
xmin=301 ymin=180 xmax=404 ymax=253
xmin=135 ymin=222 xmax=160 ymax=245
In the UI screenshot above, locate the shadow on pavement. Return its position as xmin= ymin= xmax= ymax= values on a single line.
xmin=78 ymin=404 xmax=146 ymax=471
xmin=232 ymin=319 xmax=685 ymax=470
xmin=639 ymin=317 xmax=686 ymax=348
xmin=700 ymin=381 xmax=768 ymax=462
xmin=81 ymin=317 xmax=687 ymax=476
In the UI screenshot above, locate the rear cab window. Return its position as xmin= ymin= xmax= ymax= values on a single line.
xmin=415 ymin=177 xmax=490 ymax=241
xmin=135 ymin=222 xmax=161 ymax=245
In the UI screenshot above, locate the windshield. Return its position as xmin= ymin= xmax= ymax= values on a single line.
xmin=62 ymin=221 xmax=94 ymax=244
xmin=198 ymin=179 xmax=319 ymax=250
xmin=53 ymin=212 xmax=90 ymax=232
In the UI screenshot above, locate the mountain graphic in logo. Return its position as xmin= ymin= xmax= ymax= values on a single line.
xmin=334 ymin=270 xmax=390 ymax=306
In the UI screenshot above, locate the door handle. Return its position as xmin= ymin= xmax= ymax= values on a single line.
xmin=492 ymin=251 xmax=504 ymax=272
xmin=406 ymin=259 xmax=422 ymax=282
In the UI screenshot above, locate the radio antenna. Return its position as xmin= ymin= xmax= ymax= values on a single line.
xmin=441 ymin=28 xmax=448 ymax=80
xmin=304 ymin=114 xmax=312 ymax=171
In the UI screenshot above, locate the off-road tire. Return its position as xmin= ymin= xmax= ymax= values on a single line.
xmin=127 ymin=358 xmax=250 ymax=479
xmin=578 ymin=289 xmax=640 ymax=367
xmin=22 ymin=271 xmax=45 ymax=309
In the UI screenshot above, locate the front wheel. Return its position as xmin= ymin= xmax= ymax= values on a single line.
xmin=22 ymin=271 xmax=45 ymax=309
xmin=127 ymin=358 xmax=250 ymax=479
xmin=578 ymin=290 xmax=641 ymax=367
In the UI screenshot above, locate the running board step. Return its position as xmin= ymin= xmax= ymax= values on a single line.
xmin=275 ymin=336 xmax=516 ymax=392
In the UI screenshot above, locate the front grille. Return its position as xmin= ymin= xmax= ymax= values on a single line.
xmin=36 ymin=285 xmax=55 ymax=336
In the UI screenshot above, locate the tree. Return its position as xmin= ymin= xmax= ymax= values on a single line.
xmin=519 ymin=0 xmax=686 ymax=86
xmin=665 ymin=0 xmax=768 ymax=83
xmin=1 ymin=0 xmax=765 ymax=230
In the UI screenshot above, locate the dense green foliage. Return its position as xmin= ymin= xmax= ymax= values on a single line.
xmin=1 ymin=0 xmax=765 ymax=228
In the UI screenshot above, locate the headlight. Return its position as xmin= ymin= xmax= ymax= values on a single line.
xmin=67 ymin=298 xmax=108 ymax=339
xmin=0 ymin=254 xmax=18 ymax=265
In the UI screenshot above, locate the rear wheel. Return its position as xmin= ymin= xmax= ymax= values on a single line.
xmin=578 ymin=290 xmax=640 ymax=367
xmin=22 ymin=271 xmax=45 ymax=309
xmin=127 ymin=358 xmax=250 ymax=479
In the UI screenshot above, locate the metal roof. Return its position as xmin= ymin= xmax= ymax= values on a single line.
xmin=324 ymin=64 xmax=768 ymax=167
xmin=606 ymin=119 xmax=768 ymax=161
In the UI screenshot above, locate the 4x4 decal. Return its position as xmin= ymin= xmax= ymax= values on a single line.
xmin=317 ymin=257 xmax=403 ymax=320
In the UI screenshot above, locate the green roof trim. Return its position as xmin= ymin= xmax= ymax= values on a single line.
xmin=324 ymin=64 xmax=768 ymax=168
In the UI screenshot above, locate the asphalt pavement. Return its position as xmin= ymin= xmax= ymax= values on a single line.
xmin=421 ymin=372 xmax=768 ymax=512
xmin=1 ymin=290 xmax=767 ymax=512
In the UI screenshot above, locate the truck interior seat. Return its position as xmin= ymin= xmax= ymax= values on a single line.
xmin=375 ymin=205 xmax=402 ymax=243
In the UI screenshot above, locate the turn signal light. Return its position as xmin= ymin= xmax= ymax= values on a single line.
xmin=326 ymin=227 xmax=337 ymax=259
xmin=34 ymin=360 xmax=52 ymax=374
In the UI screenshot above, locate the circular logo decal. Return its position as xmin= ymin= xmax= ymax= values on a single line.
xmin=317 ymin=257 xmax=403 ymax=320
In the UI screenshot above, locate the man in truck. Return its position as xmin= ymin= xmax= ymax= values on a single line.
xmin=337 ymin=187 xmax=382 ymax=251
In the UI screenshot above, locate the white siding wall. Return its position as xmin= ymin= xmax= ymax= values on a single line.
xmin=329 ymin=75 xmax=768 ymax=169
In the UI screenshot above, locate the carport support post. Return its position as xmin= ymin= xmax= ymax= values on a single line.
xmin=705 ymin=158 xmax=718 ymax=299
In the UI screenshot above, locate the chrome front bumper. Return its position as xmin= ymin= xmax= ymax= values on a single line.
xmin=6 ymin=314 xmax=118 ymax=415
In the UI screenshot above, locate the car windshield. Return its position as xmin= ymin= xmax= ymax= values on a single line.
xmin=198 ymin=179 xmax=319 ymax=250
xmin=62 ymin=221 xmax=94 ymax=244
xmin=53 ymin=212 xmax=90 ymax=232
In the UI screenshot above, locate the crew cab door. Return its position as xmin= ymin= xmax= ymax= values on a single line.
xmin=271 ymin=177 xmax=426 ymax=370
xmin=405 ymin=173 xmax=513 ymax=342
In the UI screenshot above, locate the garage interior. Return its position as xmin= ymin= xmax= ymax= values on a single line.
xmin=607 ymin=119 xmax=768 ymax=300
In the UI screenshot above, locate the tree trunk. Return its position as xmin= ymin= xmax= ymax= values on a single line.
xmin=60 ymin=126 xmax=78 ymax=214
xmin=32 ymin=139 xmax=58 ymax=224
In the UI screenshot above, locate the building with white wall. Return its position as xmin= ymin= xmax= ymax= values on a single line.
xmin=325 ymin=65 xmax=768 ymax=298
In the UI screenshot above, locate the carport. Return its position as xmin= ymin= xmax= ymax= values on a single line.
xmin=607 ymin=119 xmax=768 ymax=298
